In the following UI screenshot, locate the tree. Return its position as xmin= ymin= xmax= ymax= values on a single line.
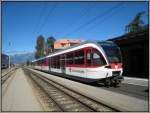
xmin=125 ymin=11 xmax=145 ymax=33
xmin=46 ymin=36 xmax=56 ymax=54
xmin=35 ymin=35 xmax=45 ymax=59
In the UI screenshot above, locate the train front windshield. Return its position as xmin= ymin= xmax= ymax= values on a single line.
xmin=98 ymin=41 xmax=122 ymax=63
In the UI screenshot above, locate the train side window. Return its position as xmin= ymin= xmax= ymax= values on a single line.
xmin=54 ymin=57 xmax=57 ymax=68
xmin=57 ymin=56 xmax=60 ymax=69
xmin=86 ymin=49 xmax=91 ymax=65
xmin=74 ymin=50 xmax=84 ymax=64
xmin=39 ymin=60 xmax=40 ymax=65
xmin=40 ymin=60 xmax=42 ymax=65
xmin=55 ymin=56 xmax=57 ymax=68
xmin=50 ymin=57 xmax=53 ymax=68
xmin=43 ymin=59 xmax=44 ymax=65
xmin=54 ymin=57 xmax=56 ymax=68
xmin=44 ymin=59 xmax=46 ymax=65
xmin=67 ymin=52 xmax=73 ymax=65
xmin=93 ymin=49 xmax=106 ymax=65
xmin=52 ymin=57 xmax=54 ymax=68
xmin=49 ymin=57 xmax=51 ymax=67
xmin=44 ymin=58 xmax=47 ymax=65
xmin=51 ymin=57 xmax=54 ymax=68
xmin=39 ymin=60 xmax=41 ymax=65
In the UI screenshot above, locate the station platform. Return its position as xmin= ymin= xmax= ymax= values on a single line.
xmin=123 ymin=76 xmax=148 ymax=86
xmin=28 ymin=68 xmax=148 ymax=112
xmin=2 ymin=68 xmax=43 ymax=111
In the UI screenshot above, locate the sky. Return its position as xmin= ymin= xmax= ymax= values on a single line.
xmin=2 ymin=1 xmax=148 ymax=55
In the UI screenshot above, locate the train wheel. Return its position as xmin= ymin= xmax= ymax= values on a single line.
xmin=113 ymin=82 xmax=120 ymax=88
xmin=104 ymin=78 xmax=111 ymax=87
xmin=113 ymin=83 xmax=117 ymax=88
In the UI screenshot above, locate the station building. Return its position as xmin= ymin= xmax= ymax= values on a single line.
xmin=54 ymin=39 xmax=85 ymax=50
xmin=108 ymin=25 xmax=149 ymax=78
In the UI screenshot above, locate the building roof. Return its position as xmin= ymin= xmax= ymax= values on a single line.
xmin=55 ymin=38 xmax=85 ymax=43
xmin=108 ymin=24 xmax=149 ymax=42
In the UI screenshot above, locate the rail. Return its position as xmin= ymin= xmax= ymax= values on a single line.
xmin=1 ymin=67 xmax=18 ymax=84
xmin=23 ymin=68 xmax=119 ymax=112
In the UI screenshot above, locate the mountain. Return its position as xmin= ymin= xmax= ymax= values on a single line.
xmin=10 ymin=52 xmax=35 ymax=64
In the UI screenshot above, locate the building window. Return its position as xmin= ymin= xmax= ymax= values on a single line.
xmin=70 ymin=43 xmax=77 ymax=46
xmin=61 ymin=43 xmax=65 ymax=47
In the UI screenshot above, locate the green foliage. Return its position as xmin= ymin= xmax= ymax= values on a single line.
xmin=35 ymin=35 xmax=45 ymax=59
xmin=46 ymin=36 xmax=56 ymax=54
xmin=34 ymin=35 xmax=56 ymax=59
xmin=125 ymin=11 xmax=145 ymax=33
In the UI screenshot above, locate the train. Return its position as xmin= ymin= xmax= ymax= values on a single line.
xmin=32 ymin=40 xmax=124 ymax=86
xmin=2 ymin=53 xmax=9 ymax=69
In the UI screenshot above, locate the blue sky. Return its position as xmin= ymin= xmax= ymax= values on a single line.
xmin=2 ymin=1 xmax=148 ymax=55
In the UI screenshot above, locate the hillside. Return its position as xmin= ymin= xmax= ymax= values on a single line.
xmin=10 ymin=52 xmax=35 ymax=64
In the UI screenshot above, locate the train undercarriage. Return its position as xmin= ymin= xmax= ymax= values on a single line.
xmin=104 ymin=75 xmax=124 ymax=87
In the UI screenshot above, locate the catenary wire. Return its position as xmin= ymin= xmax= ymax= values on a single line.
xmin=63 ymin=2 xmax=124 ymax=38
xmin=36 ymin=2 xmax=58 ymax=36
xmin=77 ymin=3 xmax=125 ymax=38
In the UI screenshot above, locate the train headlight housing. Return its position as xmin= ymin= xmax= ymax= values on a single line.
xmin=112 ymin=71 xmax=120 ymax=76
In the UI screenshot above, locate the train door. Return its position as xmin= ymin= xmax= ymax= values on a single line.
xmin=48 ymin=57 xmax=51 ymax=71
xmin=85 ymin=48 xmax=92 ymax=78
xmin=60 ymin=54 xmax=66 ymax=74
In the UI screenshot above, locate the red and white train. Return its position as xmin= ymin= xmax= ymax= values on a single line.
xmin=32 ymin=41 xmax=123 ymax=86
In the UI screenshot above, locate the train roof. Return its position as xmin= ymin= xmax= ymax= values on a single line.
xmin=32 ymin=40 xmax=114 ymax=62
xmin=2 ymin=53 xmax=9 ymax=57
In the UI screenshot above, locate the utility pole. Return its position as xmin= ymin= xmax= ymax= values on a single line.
xmin=8 ymin=41 xmax=11 ymax=69
xmin=9 ymin=55 xmax=10 ymax=68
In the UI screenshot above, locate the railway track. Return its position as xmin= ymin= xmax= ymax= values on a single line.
xmin=1 ymin=67 xmax=17 ymax=84
xmin=23 ymin=68 xmax=118 ymax=112
xmin=2 ymin=69 xmax=9 ymax=74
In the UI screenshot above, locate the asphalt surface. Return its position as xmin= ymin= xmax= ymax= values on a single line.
xmin=94 ymin=83 xmax=148 ymax=101
xmin=2 ymin=68 xmax=43 ymax=111
xmin=75 ymin=76 xmax=149 ymax=101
